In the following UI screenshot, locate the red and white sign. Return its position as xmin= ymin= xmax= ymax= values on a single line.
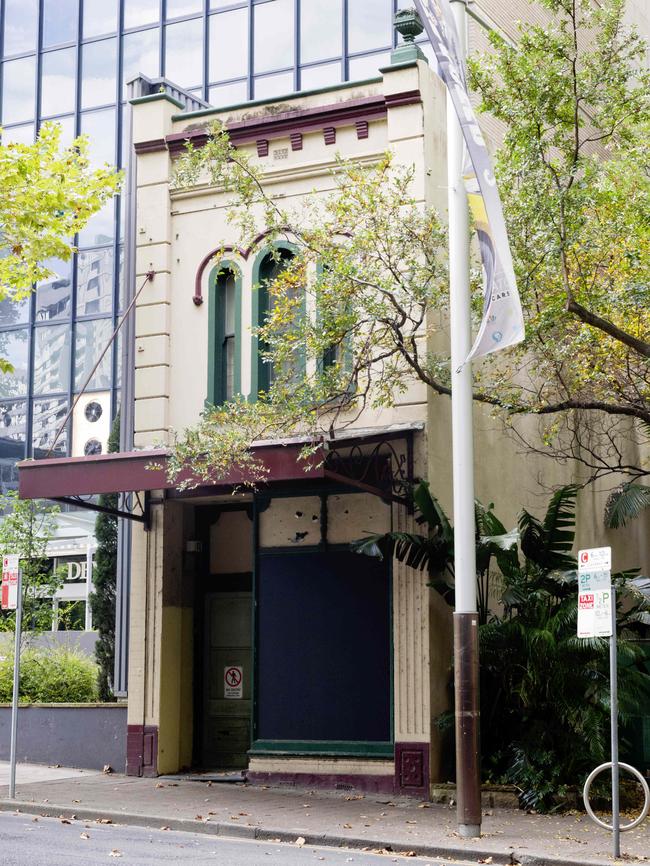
xmin=577 ymin=589 xmax=613 ymax=638
xmin=578 ymin=546 xmax=611 ymax=572
xmin=224 ymin=666 xmax=243 ymax=700
xmin=1 ymin=555 xmax=20 ymax=611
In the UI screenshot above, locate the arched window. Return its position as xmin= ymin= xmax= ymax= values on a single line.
xmin=253 ymin=246 xmax=299 ymax=396
xmin=207 ymin=263 xmax=241 ymax=406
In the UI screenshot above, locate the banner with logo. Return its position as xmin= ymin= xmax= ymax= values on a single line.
xmin=413 ymin=0 xmax=525 ymax=362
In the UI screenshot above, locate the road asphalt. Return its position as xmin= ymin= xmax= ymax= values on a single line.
xmin=0 ymin=762 xmax=648 ymax=866
xmin=0 ymin=811 xmax=447 ymax=866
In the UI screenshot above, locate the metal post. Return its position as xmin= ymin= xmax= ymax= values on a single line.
xmin=448 ymin=0 xmax=481 ymax=839
xmin=610 ymin=585 xmax=620 ymax=858
xmin=9 ymin=567 xmax=23 ymax=800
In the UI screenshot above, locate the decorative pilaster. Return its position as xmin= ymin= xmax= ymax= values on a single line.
xmin=393 ymin=504 xmax=431 ymax=796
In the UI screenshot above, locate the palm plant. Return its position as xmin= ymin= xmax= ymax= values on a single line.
xmin=353 ymin=484 xmax=650 ymax=811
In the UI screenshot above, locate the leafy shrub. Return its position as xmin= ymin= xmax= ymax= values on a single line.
xmin=0 ymin=646 xmax=99 ymax=703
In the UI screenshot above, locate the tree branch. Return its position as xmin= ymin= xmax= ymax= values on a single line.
xmin=566 ymin=298 xmax=650 ymax=358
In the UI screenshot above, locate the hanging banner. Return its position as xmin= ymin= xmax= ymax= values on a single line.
xmin=1 ymin=554 xmax=20 ymax=610
xmin=413 ymin=0 xmax=525 ymax=362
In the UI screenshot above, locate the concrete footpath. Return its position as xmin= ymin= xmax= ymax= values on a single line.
xmin=0 ymin=763 xmax=648 ymax=866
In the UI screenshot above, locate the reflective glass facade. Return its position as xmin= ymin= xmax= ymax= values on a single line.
xmin=0 ymin=0 xmax=426 ymax=493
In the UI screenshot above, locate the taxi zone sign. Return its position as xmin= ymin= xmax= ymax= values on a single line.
xmin=577 ymin=547 xmax=612 ymax=639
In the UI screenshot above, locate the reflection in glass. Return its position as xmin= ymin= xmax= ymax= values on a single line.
xmin=33 ymin=325 xmax=71 ymax=395
xmin=124 ymin=0 xmax=160 ymax=29
xmin=167 ymin=0 xmax=203 ymax=17
xmin=210 ymin=9 xmax=249 ymax=82
xmin=122 ymin=29 xmax=160 ymax=96
xmin=35 ymin=259 xmax=73 ymax=322
xmin=1 ymin=124 xmax=35 ymax=145
xmin=0 ymin=401 xmax=27 ymax=494
xmin=49 ymin=115 xmax=76 ymax=149
xmin=40 ymin=48 xmax=76 ymax=117
xmin=83 ymin=0 xmax=119 ymax=38
xmin=300 ymin=0 xmax=342 ymax=64
xmin=0 ymin=330 xmax=29 ymax=398
xmin=78 ymin=200 xmax=115 ymax=248
xmin=301 ymin=62 xmax=342 ymax=91
xmin=81 ymin=39 xmax=117 ymax=110
xmin=32 ymin=397 xmax=69 ymax=458
xmin=254 ymin=0 xmax=294 ymax=74
xmin=209 ymin=81 xmax=248 ymax=107
xmin=81 ymin=109 xmax=116 ymax=169
xmin=254 ymin=72 xmax=294 ymax=101
xmin=0 ymin=296 xmax=30 ymax=327
xmin=1 ymin=56 xmax=36 ymax=125
xmin=78 ymin=248 xmax=114 ymax=316
xmin=348 ymin=51 xmax=390 ymax=81
xmin=75 ymin=319 xmax=113 ymax=391
xmin=348 ymin=0 xmax=392 ymax=54
xmin=165 ymin=18 xmax=204 ymax=88
xmin=43 ymin=0 xmax=78 ymax=47
xmin=3 ymin=0 xmax=39 ymax=56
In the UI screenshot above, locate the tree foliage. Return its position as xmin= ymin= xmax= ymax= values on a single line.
xmin=89 ymin=414 xmax=120 ymax=701
xmin=0 ymin=121 xmax=121 ymax=371
xmin=169 ymin=0 xmax=649 ymax=494
xmin=355 ymin=484 xmax=650 ymax=811
xmin=0 ymin=492 xmax=65 ymax=635
xmin=468 ymin=0 xmax=650 ymax=483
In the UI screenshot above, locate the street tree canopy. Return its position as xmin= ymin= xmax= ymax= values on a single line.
xmin=169 ymin=0 xmax=649 ymax=493
xmin=0 ymin=122 xmax=121 ymax=372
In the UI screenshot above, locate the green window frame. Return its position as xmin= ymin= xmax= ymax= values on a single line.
xmin=207 ymin=261 xmax=242 ymax=406
xmin=250 ymin=243 xmax=304 ymax=398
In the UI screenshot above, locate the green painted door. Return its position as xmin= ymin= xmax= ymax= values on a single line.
xmin=202 ymin=591 xmax=252 ymax=769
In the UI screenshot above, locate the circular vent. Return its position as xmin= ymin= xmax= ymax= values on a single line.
xmin=84 ymin=438 xmax=103 ymax=456
xmin=84 ymin=401 xmax=103 ymax=423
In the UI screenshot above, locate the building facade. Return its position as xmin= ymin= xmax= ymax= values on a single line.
xmin=8 ymin=1 xmax=650 ymax=788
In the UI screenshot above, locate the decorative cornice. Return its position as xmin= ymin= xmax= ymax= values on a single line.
xmin=134 ymin=137 xmax=168 ymax=155
xmin=135 ymin=89 xmax=422 ymax=157
xmin=384 ymin=89 xmax=422 ymax=109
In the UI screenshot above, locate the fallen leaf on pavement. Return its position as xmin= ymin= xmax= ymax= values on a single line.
xmin=98 ymin=818 xmax=112 ymax=825
xmin=109 ymin=851 xmax=122 ymax=858
xmin=80 ymin=833 xmax=90 ymax=840
xmin=60 ymin=818 xmax=72 ymax=825
xmin=478 ymin=858 xmax=493 ymax=864
xmin=160 ymin=826 xmax=170 ymax=831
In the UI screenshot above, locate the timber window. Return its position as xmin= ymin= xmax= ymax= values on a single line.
xmin=208 ymin=263 xmax=241 ymax=406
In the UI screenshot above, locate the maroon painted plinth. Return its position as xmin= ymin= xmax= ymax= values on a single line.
xmin=247 ymin=771 xmax=394 ymax=795
xmin=394 ymin=742 xmax=430 ymax=799
xmin=126 ymin=724 xmax=158 ymax=777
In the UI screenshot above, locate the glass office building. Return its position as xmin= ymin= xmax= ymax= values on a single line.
xmin=0 ymin=0 xmax=425 ymax=493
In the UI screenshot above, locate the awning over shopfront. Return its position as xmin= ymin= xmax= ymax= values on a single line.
xmin=17 ymin=423 xmax=422 ymax=524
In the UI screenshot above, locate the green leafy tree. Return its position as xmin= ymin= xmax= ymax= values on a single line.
xmin=0 ymin=121 xmax=121 ymax=371
xmin=169 ymin=1 xmax=649 ymax=502
xmin=467 ymin=0 xmax=650 ymax=489
xmin=0 ymin=492 xmax=65 ymax=635
xmin=355 ymin=484 xmax=650 ymax=811
xmin=89 ymin=414 xmax=120 ymax=701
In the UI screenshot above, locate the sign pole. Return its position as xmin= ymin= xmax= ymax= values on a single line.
xmin=9 ymin=565 xmax=22 ymax=800
xmin=448 ymin=0 xmax=481 ymax=839
xmin=610 ymin=585 xmax=620 ymax=858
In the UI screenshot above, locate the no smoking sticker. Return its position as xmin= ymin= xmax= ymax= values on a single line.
xmin=224 ymin=666 xmax=243 ymax=699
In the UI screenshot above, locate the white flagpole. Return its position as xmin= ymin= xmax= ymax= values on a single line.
xmin=448 ymin=0 xmax=481 ymax=838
